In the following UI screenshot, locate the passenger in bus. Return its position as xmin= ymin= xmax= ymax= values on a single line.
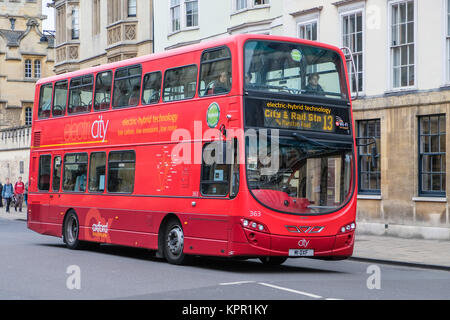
xmin=305 ymin=73 xmax=325 ymax=96
xmin=213 ymin=71 xmax=230 ymax=94
xmin=128 ymin=85 xmax=140 ymax=106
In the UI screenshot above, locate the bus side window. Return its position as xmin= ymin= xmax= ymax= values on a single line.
xmin=199 ymin=47 xmax=232 ymax=97
xmin=62 ymin=153 xmax=88 ymax=192
xmin=68 ymin=75 xmax=94 ymax=114
xmin=163 ymin=65 xmax=197 ymax=102
xmin=38 ymin=83 xmax=53 ymax=119
xmin=107 ymin=151 xmax=135 ymax=193
xmin=52 ymin=155 xmax=62 ymax=192
xmin=38 ymin=154 xmax=51 ymax=191
xmin=142 ymin=71 xmax=162 ymax=105
xmin=94 ymin=71 xmax=112 ymax=111
xmin=112 ymin=65 xmax=142 ymax=108
xmin=52 ymin=80 xmax=68 ymax=117
xmin=89 ymin=152 xmax=106 ymax=192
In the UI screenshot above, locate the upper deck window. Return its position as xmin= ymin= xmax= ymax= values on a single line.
xmin=244 ymin=40 xmax=348 ymax=100
xmin=112 ymin=65 xmax=142 ymax=108
xmin=94 ymin=71 xmax=113 ymax=111
xmin=163 ymin=65 xmax=197 ymax=102
xmin=38 ymin=83 xmax=53 ymax=119
xmin=199 ymin=47 xmax=232 ymax=97
xmin=52 ymin=80 xmax=68 ymax=117
xmin=142 ymin=71 xmax=162 ymax=105
xmin=68 ymin=75 xmax=94 ymax=114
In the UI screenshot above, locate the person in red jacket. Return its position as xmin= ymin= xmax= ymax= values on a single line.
xmin=14 ymin=176 xmax=25 ymax=212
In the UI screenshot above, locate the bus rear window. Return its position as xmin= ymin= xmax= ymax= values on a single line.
xmin=163 ymin=65 xmax=197 ymax=102
xmin=38 ymin=83 xmax=53 ymax=119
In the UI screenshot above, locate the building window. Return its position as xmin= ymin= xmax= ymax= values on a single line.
xmin=298 ymin=20 xmax=318 ymax=41
xmin=419 ymin=115 xmax=446 ymax=196
xmin=390 ymin=0 xmax=415 ymax=89
xmin=236 ymin=0 xmax=247 ymax=11
xmin=108 ymin=0 xmax=122 ymax=25
xmin=56 ymin=5 xmax=66 ymax=44
xmin=25 ymin=59 xmax=32 ymax=78
xmin=357 ymin=119 xmax=381 ymax=194
xmin=254 ymin=0 xmax=269 ymax=6
xmin=71 ymin=6 xmax=80 ymax=39
xmin=93 ymin=0 xmax=101 ymax=35
xmin=20 ymin=161 xmax=24 ymax=174
xmin=34 ymin=60 xmax=41 ymax=78
xmin=170 ymin=0 xmax=181 ymax=32
xmin=128 ymin=0 xmax=137 ymax=17
xmin=25 ymin=107 xmax=32 ymax=125
xmin=446 ymin=0 xmax=450 ymax=83
xmin=185 ymin=0 xmax=198 ymax=27
xmin=342 ymin=10 xmax=363 ymax=94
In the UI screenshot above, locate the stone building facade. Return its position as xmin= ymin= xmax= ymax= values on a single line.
xmin=0 ymin=0 xmax=54 ymax=129
xmin=0 ymin=0 xmax=54 ymax=184
xmin=49 ymin=0 xmax=154 ymax=74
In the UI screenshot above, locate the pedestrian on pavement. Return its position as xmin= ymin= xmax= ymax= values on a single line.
xmin=14 ymin=176 xmax=25 ymax=212
xmin=2 ymin=178 xmax=14 ymax=213
xmin=0 ymin=180 xmax=3 ymax=208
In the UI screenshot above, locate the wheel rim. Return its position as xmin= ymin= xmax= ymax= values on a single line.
xmin=167 ymin=226 xmax=184 ymax=257
xmin=66 ymin=215 xmax=78 ymax=245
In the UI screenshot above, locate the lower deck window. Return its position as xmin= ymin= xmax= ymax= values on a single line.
xmin=63 ymin=153 xmax=88 ymax=192
xmin=107 ymin=151 xmax=135 ymax=193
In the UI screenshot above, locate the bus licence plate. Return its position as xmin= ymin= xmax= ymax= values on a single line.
xmin=289 ymin=249 xmax=314 ymax=257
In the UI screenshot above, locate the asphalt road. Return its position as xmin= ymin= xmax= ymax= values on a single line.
xmin=0 ymin=218 xmax=449 ymax=300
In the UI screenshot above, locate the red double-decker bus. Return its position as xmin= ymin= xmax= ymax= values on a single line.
xmin=28 ymin=34 xmax=357 ymax=265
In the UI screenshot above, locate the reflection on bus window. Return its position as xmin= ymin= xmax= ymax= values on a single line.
xmin=52 ymin=81 xmax=68 ymax=117
xmin=68 ymin=75 xmax=94 ymax=114
xmin=38 ymin=83 xmax=53 ymax=119
xmin=107 ymin=151 xmax=135 ymax=193
xmin=89 ymin=152 xmax=106 ymax=192
xmin=142 ymin=71 xmax=162 ymax=105
xmin=163 ymin=65 xmax=197 ymax=102
xmin=113 ymin=65 xmax=142 ymax=108
xmin=199 ymin=47 xmax=232 ymax=96
xmin=94 ymin=71 xmax=112 ymax=111
xmin=63 ymin=153 xmax=88 ymax=192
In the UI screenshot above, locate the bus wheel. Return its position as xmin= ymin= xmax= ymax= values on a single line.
xmin=163 ymin=219 xmax=191 ymax=265
xmin=259 ymin=257 xmax=287 ymax=266
xmin=63 ymin=210 xmax=83 ymax=250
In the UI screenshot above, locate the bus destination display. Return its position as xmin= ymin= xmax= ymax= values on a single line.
xmin=245 ymin=98 xmax=351 ymax=135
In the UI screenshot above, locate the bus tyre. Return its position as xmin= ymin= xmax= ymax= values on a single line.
xmin=259 ymin=257 xmax=288 ymax=266
xmin=163 ymin=219 xmax=191 ymax=265
xmin=63 ymin=211 xmax=84 ymax=250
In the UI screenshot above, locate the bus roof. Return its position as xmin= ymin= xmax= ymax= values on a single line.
xmin=38 ymin=34 xmax=344 ymax=86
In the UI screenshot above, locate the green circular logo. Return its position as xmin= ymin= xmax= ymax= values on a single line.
xmin=206 ymin=102 xmax=220 ymax=128
xmin=291 ymin=49 xmax=302 ymax=62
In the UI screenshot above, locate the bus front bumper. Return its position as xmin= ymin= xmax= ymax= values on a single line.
xmin=229 ymin=224 xmax=355 ymax=260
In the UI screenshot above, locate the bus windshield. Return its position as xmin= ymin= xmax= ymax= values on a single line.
xmin=244 ymin=40 xmax=348 ymax=100
xmin=246 ymin=134 xmax=353 ymax=215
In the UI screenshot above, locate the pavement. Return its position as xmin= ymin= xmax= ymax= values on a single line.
xmin=1 ymin=205 xmax=449 ymax=270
